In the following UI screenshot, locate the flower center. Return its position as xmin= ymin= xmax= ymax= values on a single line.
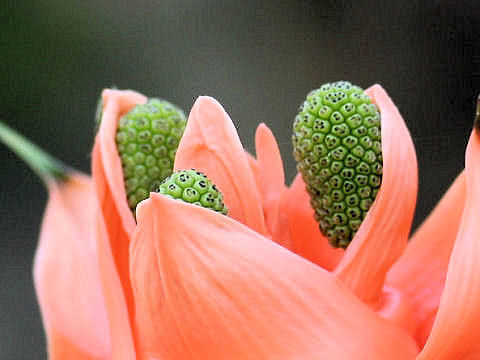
xmin=292 ymin=81 xmax=382 ymax=248
xmin=156 ymin=169 xmax=228 ymax=214
xmin=116 ymin=98 xmax=186 ymax=210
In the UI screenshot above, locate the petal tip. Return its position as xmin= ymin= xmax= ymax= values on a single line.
xmin=190 ymin=96 xmax=228 ymax=125
xmin=255 ymin=123 xmax=274 ymax=143
xmin=257 ymin=122 xmax=268 ymax=131
xmin=366 ymin=84 xmax=387 ymax=99
xmin=135 ymin=194 xmax=152 ymax=222
xmin=193 ymin=95 xmax=222 ymax=109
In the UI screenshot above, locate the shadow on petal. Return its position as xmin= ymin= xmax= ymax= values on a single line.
xmin=281 ymin=174 xmax=344 ymax=270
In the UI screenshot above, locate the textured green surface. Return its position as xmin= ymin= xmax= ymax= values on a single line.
xmin=157 ymin=169 xmax=228 ymax=214
xmin=116 ymin=98 xmax=186 ymax=210
xmin=292 ymin=81 xmax=382 ymax=248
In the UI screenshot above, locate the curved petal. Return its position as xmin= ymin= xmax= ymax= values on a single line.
xmin=334 ymin=84 xmax=418 ymax=302
xmin=281 ymin=174 xmax=344 ymax=270
xmin=94 ymin=89 xmax=146 ymax=236
xmin=254 ymin=123 xmax=285 ymax=218
xmin=92 ymin=89 xmax=146 ymax=358
xmin=94 ymin=207 xmax=137 ymax=360
xmin=386 ymin=172 xmax=466 ymax=346
xmin=174 ymin=96 xmax=268 ymax=236
xmin=417 ymin=130 xmax=480 ymax=359
xmin=34 ymin=174 xmax=111 ymax=359
xmin=130 ymin=193 xmax=418 ymax=360
xmin=253 ymin=123 xmax=292 ymax=249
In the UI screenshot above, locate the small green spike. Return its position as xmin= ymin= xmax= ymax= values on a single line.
xmin=116 ymin=98 xmax=187 ymax=210
xmin=157 ymin=169 xmax=228 ymax=214
xmin=292 ymin=81 xmax=382 ymax=248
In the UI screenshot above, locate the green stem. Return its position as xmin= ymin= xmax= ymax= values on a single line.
xmin=0 ymin=120 xmax=70 ymax=184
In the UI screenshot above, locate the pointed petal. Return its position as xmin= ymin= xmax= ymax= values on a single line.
xmin=174 ymin=96 xmax=268 ymax=236
xmin=417 ymin=130 xmax=480 ymax=359
xmin=334 ymin=84 xmax=418 ymax=302
xmin=254 ymin=123 xmax=285 ymax=207
xmin=386 ymin=172 xmax=466 ymax=346
xmin=92 ymin=89 xmax=146 ymax=332
xmin=34 ymin=174 xmax=111 ymax=359
xmin=130 ymin=194 xmax=418 ymax=360
xmin=281 ymin=174 xmax=344 ymax=270
xmin=253 ymin=123 xmax=292 ymax=249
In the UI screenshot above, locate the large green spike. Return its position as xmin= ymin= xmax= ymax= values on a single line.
xmin=157 ymin=169 xmax=228 ymax=215
xmin=292 ymin=81 xmax=382 ymax=248
xmin=116 ymin=98 xmax=187 ymax=210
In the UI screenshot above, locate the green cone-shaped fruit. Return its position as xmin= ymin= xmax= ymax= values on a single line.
xmin=116 ymin=98 xmax=187 ymax=210
xmin=157 ymin=169 xmax=228 ymax=214
xmin=292 ymin=81 xmax=382 ymax=248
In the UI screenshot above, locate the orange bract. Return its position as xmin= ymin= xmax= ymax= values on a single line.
xmin=33 ymin=86 xmax=480 ymax=359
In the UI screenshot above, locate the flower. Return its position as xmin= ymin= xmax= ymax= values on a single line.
xmin=15 ymin=86 xmax=480 ymax=359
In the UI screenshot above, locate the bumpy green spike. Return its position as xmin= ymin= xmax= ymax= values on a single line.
xmin=116 ymin=98 xmax=187 ymax=210
xmin=292 ymin=81 xmax=382 ymax=248
xmin=157 ymin=169 xmax=228 ymax=214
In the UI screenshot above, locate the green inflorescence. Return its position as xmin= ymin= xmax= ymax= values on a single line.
xmin=116 ymin=98 xmax=187 ymax=210
xmin=292 ymin=81 xmax=383 ymax=248
xmin=157 ymin=169 xmax=228 ymax=214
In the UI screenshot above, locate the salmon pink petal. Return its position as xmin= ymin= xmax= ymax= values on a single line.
xmin=464 ymin=343 xmax=480 ymax=360
xmin=281 ymin=174 xmax=344 ymax=270
xmin=246 ymin=151 xmax=259 ymax=180
xmin=47 ymin=328 xmax=106 ymax=360
xmin=95 ymin=208 xmax=137 ymax=360
xmin=375 ymin=286 xmax=415 ymax=335
xmin=386 ymin=172 xmax=466 ymax=346
xmin=253 ymin=123 xmax=292 ymax=249
xmin=92 ymin=89 xmax=147 ymax=330
xmin=334 ymin=84 xmax=418 ymax=302
xmin=174 ymin=96 xmax=268 ymax=236
xmin=254 ymin=123 xmax=285 ymax=208
xmin=34 ymin=174 xmax=111 ymax=359
xmin=94 ymin=89 xmax=146 ymax=237
xmin=130 ymin=193 xmax=419 ymax=360
xmin=417 ymin=130 xmax=480 ymax=359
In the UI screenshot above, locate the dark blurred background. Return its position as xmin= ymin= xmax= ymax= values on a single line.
xmin=1 ymin=0 xmax=479 ymax=358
